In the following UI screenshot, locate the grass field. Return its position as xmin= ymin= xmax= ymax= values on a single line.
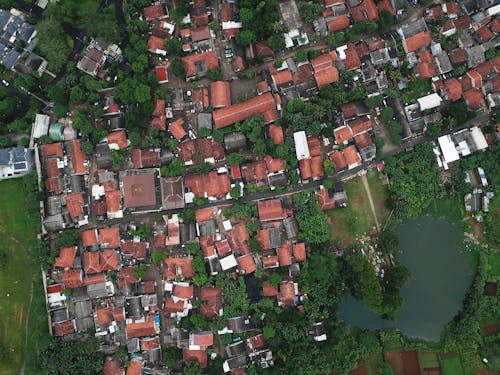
xmin=0 ymin=179 xmax=49 ymax=374
xmin=486 ymin=252 xmax=500 ymax=280
xmin=327 ymin=169 xmax=390 ymax=245
xmin=440 ymin=353 xmax=465 ymax=375
xmin=418 ymin=351 xmax=439 ymax=369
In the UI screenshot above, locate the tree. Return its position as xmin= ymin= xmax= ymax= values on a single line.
xmin=226 ymin=153 xmax=244 ymax=166
xmin=377 ymin=9 xmax=396 ymax=34
xmin=236 ymin=30 xmax=256 ymax=46
xmin=39 ymin=338 xmax=103 ymax=374
xmin=388 ymin=120 xmax=402 ymax=145
xmin=35 ymin=16 xmax=71 ymax=73
xmin=134 ymin=84 xmax=151 ymax=103
xmin=189 ymin=312 xmax=207 ymax=329
xmin=286 ymin=98 xmax=306 ymax=113
xmin=296 ymin=50 xmax=308 ymax=63
xmin=381 ymin=107 xmax=394 ymax=122
xmin=263 ymin=326 xmax=276 ymax=339
xmin=207 ymin=67 xmax=223 ymax=81
xmin=184 ymin=361 xmax=202 ymax=375
xmin=72 ymin=109 xmax=93 ymax=135
xmin=230 ymin=185 xmax=242 ymax=199
xmin=299 ymin=2 xmax=321 ymax=22
xmin=165 ymin=37 xmax=182 ymax=55
xmin=268 ymin=34 xmax=285 ymax=51
xmin=193 ymin=255 xmax=208 ymax=286
xmin=293 ymin=192 xmax=330 ymax=244
xmin=56 ymin=229 xmax=80 ymax=248
xmin=171 ymin=58 xmax=186 ymax=78
xmin=160 ymin=158 xmax=186 ymax=177
xmin=365 ymin=95 xmax=384 ymax=108
xmin=384 ymin=265 xmax=411 ymax=290
xmin=112 ymin=150 xmax=125 ymax=170
xmin=269 ymin=273 xmax=281 ymax=287
xmin=163 ymin=347 xmax=182 ymax=368
xmin=152 ymin=251 xmax=167 ymax=264
xmin=133 ymin=264 xmax=148 ymax=279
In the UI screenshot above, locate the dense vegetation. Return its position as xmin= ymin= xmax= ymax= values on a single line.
xmin=39 ymin=339 xmax=103 ymax=374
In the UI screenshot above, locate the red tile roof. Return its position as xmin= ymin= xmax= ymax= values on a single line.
xmin=200 ymin=287 xmax=223 ymax=318
xmin=404 ymin=30 xmax=432 ymax=53
xmin=262 ymin=255 xmax=279 ymax=268
xmin=340 ymin=102 xmax=357 ymax=118
xmin=105 ymin=190 xmax=121 ymax=214
xmin=449 ymin=49 xmax=467 ymax=64
xmin=54 ymin=246 xmax=77 ymax=269
xmin=163 ymin=258 xmax=195 ymax=279
xmin=215 ymin=239 xmax=231 ymax=257
xmin=477 ymin=26 xmax=493 ymax=42
xmin=107 ymin=130 xmax=128 ymax=149
xmin=191 ymin=331 xmax=214 ymax=348
xmin=121 ymin=240 xmax=148 ymax=260
xmin=257 ymin=199 xmax=291 ymax=221
xmin=126 ymin=359 xmax=143 ymax=375
xmin=191 ymin=87 xmax=210 ymax=109
xmin=378 ymin=0 xmax=396 ymax=15
xmin=99 ymin=227 xmax=121 ymax=248
xmin=293 ymin=242 xmax=307 ymax=261
xmin=327 ymin=15 xmax=350 ymax=32
xmin=237 ymin=254 xmax=257 ymax=274
xmin=153 ymin=99 xmax=165 ymax=117
xmin=257 ymin=81 xmax=269 ymax=94
xmin=330 ymin=151 xmax=348 ymax=170
xmin=126 ymin=316 xmax=156 ymax=338
xmin=269 ymin=124 xmax=284 ymax=145
xmin=256 ymin=229 xmax=272 ymax=250
xmin=191 ymin=25 xmax=211 ymax=42
xmin=441 ymin=78 xmax=463 ymax=102
xmin=210 ymin=81 xmax=231 ymax=108
xmin=243 ymin=160 xmax=268 ymax=183
xmin=342 ymin=43 xmax=361 ymax=71
xmin=350 ymin=0 xmax=379 ymax=22
xmin=343 ymin=145 xmax=362 ymax=168
xmin=182 ymin=51 xmax=218 ymax=78
xmin=185 ymin=172 xmax=231 ymax=199
xmin=169 ymin=118 xmax=187 ymax=141
xmin=45 ymin=177 xmax=61 ymax=195
xmin=263 ymin=282 xmax=278 ymax=297
xmin=96 ymin=306 xmax=125 ymax=325
xmin=65 ymin=192 xmax=84 ymax=220
xmin=122 ymin=172 xmax=158 ymax=209
xmin=148 ymin=35 xmax=166 ymax=52
xmin=46 ymin=158 xmax=60 ymax=178
xmin=212 ymin=92 xmax=278 ymax=129
xmin=467 ymin=70 xmax=482 ymax=88
xmin=490 ymin=17 xmax=500 ymax=33
xmin=417 ymin=62 xmax=436 ymax=78
xmin=445 ymin=2 xmax=460 ymax=15
xmin=173 ymin=284 xmax=194 ymax=300
xmin=103 ymin=357 xmax=122 ymax=375
xmin=463 ymin=89 xmax=484 ymax=110
xmin=475 ymin=61 xmax=494 ymax=79
xmin=165 ymin=297 xmax=184 ymax=313
xmin=83 ymin=251 xmax=101 ymax=274
xmin=62 ymin=269 xmax=83 ymax=288
xmin=454 ymin=15 xmax=470 ymax=29
xmin=231 ymin=164 xmax=242 ymax=179
xmin=155 ymin=65 xmax=169 ymax=83
xmin=141 ymin=336 xmax=160 ymax=351
xmin=264 ymin=155 xmax=285 ymax=173
xmin=84 ymin=273 xmax=106 ymax=286
xmin=419 ymin=49 xmax=432 ymax=63
xmin=278 ymin=243 xmax=292 ymax=266
xmin=255 ymin=41 xmax=274 ymax=59
xmin=334 ymin=126 xmax=352 ymax=144
xmin=196 ymin=207 xmax=213 ymax=222
xmin=355 ymin=132 xmax=374 ymax=150
xmin=143 ymin=4 xmax=165 ymax=21
xmin=118 ymin=266 xmax=139 ymax=289
xmin=317 ymin=187 xmax=336 ymax=210
xmin=269 ymin=65 xmax=293 ymax=87
xmin=68 ymin=140 xmax=86 ymax=174
xmin=277 ymin=281 xmax=296 ymax=306
xmin=225 ymin=224 xmax=251 ymax=255
xmin=311 ymin=53 xmax=339 ymax=87
xmin=307 ymin=136 xmax=322 ymax=157
xmin=184 ymin=349 xmax=208 ymax=368
xmin=349 ymin=115 xmax=372 ymax=136
xmin=42 ymin=143 xmax=63 ymax=158
xmin=53 ymin=320 xmax=75 ymax=336
xmin=81 ymin=229 xmax=98 ymax=247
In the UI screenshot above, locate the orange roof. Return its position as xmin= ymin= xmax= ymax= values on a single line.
xmin=53 ymin=320 xmax=75 ymax=336
xmin=334 ymin=126 xmax=352 ymax=144
xmin=257 ymin=81 xmax=269 ymax=94
xmin=182 ymin=51 xmax=218 ymax=78
xmin=311 ymin=53 xmax=339 ymax=87
xmin=419 ymin=50 xmax=432 ymax=63
xmin=225 ymin=224 xmax=251 ymax=255
xmin=342 ymin=43 xmax=361 ymax=70
xmin=96 ymin=306 xmax=124 ymax=325
xmin=299 ymin=158 xmax=313 ymax=180
xmin=99 ymin=227 xmax=120 ymax=248
xmin=330 ymin=151 xmax=347 ymax=170
xmin=68 ymin=140 xmax=86 ymax=174
xmin=350 ymin=0 xmax=379 ymax=22
xmin=153 ymin=99 xmax=165 ymax=117
xmin=163 ymin=258 xmax=195 ymax=279
xmin=278 ymin=243 xmax=292 ymax=266
xmin=264 ymin=155 xmax=285 ymax=173
xmin=191 ymin=87 xmax=210 ymax=109
xmin=191 ymin=25 xmax=211 ymax=42
xmin=467 ymin=70 xmax=482 ymax=88
xmin=107 ymin=130 xmax=128 ymax=149
xmin=184 ymin=349 xmax=208 ymax=368
xmin=122 ymin=172 xmax=157 ymax=208
xmin=173 ymin=284 xmax=194 ymax=300
xmin=148 ymin=35 xmax=166 ymax=52
xmin=121 ymin=240 xmax=148 ymax=260
xmin=105 ymin=190 xmax=121 ymax=213
xmin=196 ymin=207 xmax=213 ymax=222
xmin=210 ymin=81 xmax=231 ymax=108
xmin=248 ymin=334 xmax=266 ymax=350
xmin=126 ymin=316 xmax=156 ymax=338
xmin=327 ymin=15 xmax=350 ymax=32
xmin=200 ymin=287 xmax=223 ymax=318
xmin=263 ymin=282 xmax=278 ymax=297
xmin=293 ymin=242 xmax=306 ymax=261
xmin=66 ymin=192 xmax=84 ymax=220
xmin=441 ymin=78 xmax=463 ymax=102
xmin=212 ymin=92 xmax=278 ymax=129
xmin=475 ymin=61 xmax=494 ymax=79
xmin=349 ymin=115 xmax=372 ymax=136
xmin=62 ymin=269 xmax=83 ymax=289
xmin=103 ymin=357 xmax=122 ymax=375
xmin=83 ymin=251 xmax=101 ymax=274
xmin=215 ymin=239 xmax=231 ymax=257
xmin=354 ymin=132 xmax=373 ymax=150
xmin=316 ymin=187 xmax=335 ymax=210
xmin=140 ymin=336 xmax=160 ymax=351
xmin=269 ymin=65 xmax=293 ymax=87
xmin=463 ymin=89 xmax=484 ymax=110
xmin=185 ymin=172 xmax=231 ymax=199
xmin=126 ymin=359 xmax=143 ymax=375
xmin=143 ymin=4 xmax=165 ymax=21
xmin=191 ymin=331 xmax=214 ymax=348
xmin=150 ymin=115 xmax=166 ymax=130
xmin=169 ymin=118 xmax=187 ymax=141
xmin=258 ymin=199 xmax=291 ymax=221
xmin=262 ymin=254 xmax=278 ymax=268
xmin=237 ymin=254 xmax=256 ymax=274
xmin=269 ymin=124 xmax=284 ymax=145
xmin=343 ymin=145 xmax=362 ymax=168
xmin=118 ymin=266 xmax=139 ymax=288
xmin=45 ymin=158 xmax=59 ymax=178
xmin=231 ymin=164 xmax=242 ymax=179
xmin=256 ymin=229 xmax=271 ymax=250
xmin=277 ymin=281 xmax=296 ymax=306
xmin=445 ymin=2 xmax=460 ymax=15
xmin=83 ymin=273 xmax=106 ymax=285
xmin=404 ymin=30 xmax=432 ymax=53
xmin=165 ymin=297 xmax=184 ymax=313
xmin=311 ymin=156 xmax=324 ymax=178
xmin=54 ymin=246 xmax=77 ymax=269
xmin=378 ymin=0 xmax=396 ymax=15
xmin=81 ymin=229 xmax=98 ymax=247
xmin=131 ymin=149 xmax=161 ymax=169
xmin=45 ymin=177 xmax=61 ymax=195
xmin=417 ymin=62 xmax=436 ymax=78
xmin=42 ymin=143 xmax=63 ymax=158
xmin=307 ymin=136 xmax=322 ymax=157
xmin=477 ymin=26 xmax=493 ymax=42
xmin=243 ymin=160 xmax=268 ymax=183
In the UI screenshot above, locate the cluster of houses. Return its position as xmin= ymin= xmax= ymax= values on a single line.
xmin=463 ymin=166 xmax=494 ymax=219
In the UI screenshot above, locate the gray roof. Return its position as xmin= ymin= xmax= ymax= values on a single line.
xmin=283 ymin=217 xmax=299 ymax=239
xmin=224 ymin=132 xmax=247 ymax=151
xmin=0 ymin=10 xmax=10 ymax=31
xmin=399 ymin=18 xmax=427 ymax=39
xmin=225 ymin=340 xmax=247 ymax=357
xmin=0 ymin=148 xmax=10 ymax=165
xmin=125 ymin=296 xmax=143 ymax=318
xmin=198 ymin=219 xmax=216 ymax=236
xmin=268 ymin=226 xmax=282 ymax=249
xmin=87 ymin=282 xmax=109 ymax=299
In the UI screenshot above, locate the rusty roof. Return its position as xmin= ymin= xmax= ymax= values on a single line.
xmin=122 ymin=172 xmax=158 ymax=209
xmin=350 ymin=0 xmax=379 ymax=22
xmin=81 ymin=229 xmax=98 ymax=247
xmin=327 ymin=15 xmax=350 ymax=32
xmin=62 ymin=269 xmax=83 ymax=289
xmin=163 ymin=258 xmax=195 ymax=279
xmin=126 ymin=316 xmax=156 ymax=339
xmin=68 ymin=140 xmax=86 ymax=174
xmin=237 ymin=254 xmax=257 ymax=274
xmin=181 ymin=51 xmax=218 ymax=77
xmin=54 ymin=246 xmax=77 ymax=269
xmin=99 ymin=227 xmax=121 ymax=248
xmin=210 ymin=81 xmax=231 ymax=108
xmin=53 ymin=320 xmax=75 ymax=336
xmin=263 ymin=282 xmax=278 ymax=297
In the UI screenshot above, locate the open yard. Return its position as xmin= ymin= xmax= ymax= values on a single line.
xmin=327 ymin=169 xmax=390 ymax=246
xmin=439 ymin=353 xmax=465 ymax=375
xmin=419 ymin=351 xmax=440 ymax=370
xmin=0 ymin=179 xmax=49 ymax=374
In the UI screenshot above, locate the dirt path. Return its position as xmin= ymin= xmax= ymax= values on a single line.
xmin=8 ymin=236 xmax=33 ymax=375
xmin=361 ymin=174 xmax=380 ymax=231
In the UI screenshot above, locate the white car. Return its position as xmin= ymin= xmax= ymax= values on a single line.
xmin=1 ymin=79 xmax=9 ymax=86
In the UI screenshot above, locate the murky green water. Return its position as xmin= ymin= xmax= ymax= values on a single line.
xmin=338 ymin=216 xmax=474 ymax=340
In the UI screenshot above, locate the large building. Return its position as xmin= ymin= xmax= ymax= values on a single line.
xmin=120 ymin=169 xmax=161 ymax=212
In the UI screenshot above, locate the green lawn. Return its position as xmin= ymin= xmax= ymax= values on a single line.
xmin=418 ymin=351 xmax=439 ymax=369
xmin=327 ymin=170 xmax=390 ymax=246
xmin=440 ymin=353 xmax=465 ymax=375
xmin=0 ymin=179 xmax=49 ymax=374
xmin=486 ymin=252 xmax=500 ymax=280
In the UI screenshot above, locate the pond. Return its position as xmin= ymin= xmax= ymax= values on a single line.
xmin=338 ymin=216 xmax=474 ymax=341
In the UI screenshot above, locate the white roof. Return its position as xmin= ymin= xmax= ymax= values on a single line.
xmin=222 ymin=21 xmax=242 ymax=30
xmin=438 ymin=134 xmax=460 ymax=163
xmin=417 ymin=93 xmax=442 ymax=111
xmin=293 ymin=131 xmax=310 ymax=160
xmin=219 ymin=254 xmax=237 ymax=271
xmin=470 ymin=126 xmax=488 ymax=150
xmin=486 ymin=4 xmax=500 ymax=16
xmin=458 ymin=140 xmax=471 ymax=156
xmin=32 ymin=114 xmax=50 ymax=138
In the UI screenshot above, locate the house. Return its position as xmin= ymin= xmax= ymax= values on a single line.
xmin=316 ymin=187 xmax=336 ymax=210
xmin=77 ymin=38 xmax=122 ymax=78
xmin=185 ymin=171 xmax=231 ymax=200
xmin=224 ymin=132 xmax=247 ymax=152
xmin=155 ymin=65 xmax=169 ymax=84
xmin=168 ymin=118 xmax=188 ymax=142
xmin=310 ymin=52 xmax=339 ymax=88
xmin=120 ymin=169 xmax=160 ymax=212
xmin=348 ymin=0 xmax=379 ymax=22
xmin=181 ymin=51 xmax=218 ymax=80
xmin=277 ymin=281 xmax=298 ymax=306
xmin=463 ymin=89 xmax=485 ymax=109
xmin=163 ymin=258 xmax=195 ymax=280
xmin=397 ymin=19 xmax=432 ymax=53
xmin=210 ymin=81 xmax=231 ymax=108
xmin=199 ymin=287 xmax=223 ymax=318
xmin=221 ymin=2 xmax=242 ymax=39
xmin=441 ymin=78 xmax=463 ymax=102
xmin=0 ymin=147 xmax=33 ymax=179
xmin=343 ymin=145 xmax=362 ymax=169
xmin=257 ymin=199 xmax=292 ymax=221
xmin=160 ymin=176 xmax=185 ymax=210
xmin=212 ymin=92 xmax=281 ymax=129
xmin=268 ymin=125 xmax=284 ymax=145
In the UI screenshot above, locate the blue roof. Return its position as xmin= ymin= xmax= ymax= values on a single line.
xmin=0 ymin=149 xmax=10 ymax=165
xmin=0 ymin=10 xmax=10 ymax=31
xmin=12 ymin=147 xmax=26 ymax=163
